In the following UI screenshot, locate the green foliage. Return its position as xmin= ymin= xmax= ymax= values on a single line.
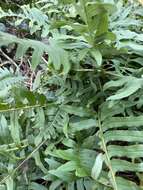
xmin=0 ymin=32 xmax=70 ymax=72
xmin=0 ymin=68 xmax=23 ymax=99
xmin=0 ymin=0 xmax=143 ymax=190
xmin=0 ymin=5 xmax=49 ymax=36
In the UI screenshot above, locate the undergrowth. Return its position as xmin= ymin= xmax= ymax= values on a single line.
xmin=0 ymin=0 xmax=143 ymax=189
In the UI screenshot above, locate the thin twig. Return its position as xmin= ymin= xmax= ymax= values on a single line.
xmin=0 ymin=49 xmax=19 ymax=69
xmin=42 ymin=56 xmax=49 ymax=65
xmin=19 ymin=56 xmax=24 ymax=68
xmin=0 ymin=61 xmax=10 ymax=67
xmin=30 ymin=71 xmax=35 ymax=90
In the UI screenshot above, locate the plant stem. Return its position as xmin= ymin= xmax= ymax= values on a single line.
xmin=98 ymin=114 xmax=118 ymax=190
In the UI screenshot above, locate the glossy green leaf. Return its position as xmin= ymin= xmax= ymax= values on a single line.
xmin=102 ymin=116 xmax=143 ymax=131
xmin=61 ymin=105 xmax=91 ymax=117
xmin=10 ymin=111 xmax=21 ymax=144
xmin=70 ymin=118 xmax=96 ymax=132
xmin=91 ymin=154 xmax=103 ymax=180
xmin=91 ymin=49 xmax=102 ymax=66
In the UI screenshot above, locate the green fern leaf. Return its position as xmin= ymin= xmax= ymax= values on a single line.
xmin=0 ymin=32 xmax=70 ymax=73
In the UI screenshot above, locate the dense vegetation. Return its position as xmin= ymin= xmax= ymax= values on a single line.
xmin=0 ymin=0 xmax=143 ymax=189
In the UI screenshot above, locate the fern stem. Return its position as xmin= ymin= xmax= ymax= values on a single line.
xmin=0 ymin=104 xmax=48 ymax=113
xmin=98 ymin=114 xmax=118 ymax=190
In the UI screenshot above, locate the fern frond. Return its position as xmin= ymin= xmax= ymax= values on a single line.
xmin=110 ymin=1 xmax=143 ymax=51
xmin=98 ymin=105 xmax=143 ymax=190
xmin=0 ymin=31 xmax=70 ymax=73
xmin=0 ymin=5 xmax=49 ymax=36
xmin=0 ymin=68 xmax=23 ymax=87
xmin=104 ymin=76 xmax=143 ymax=100
xmin=0 ymin=68 xmax=23 ymax=98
